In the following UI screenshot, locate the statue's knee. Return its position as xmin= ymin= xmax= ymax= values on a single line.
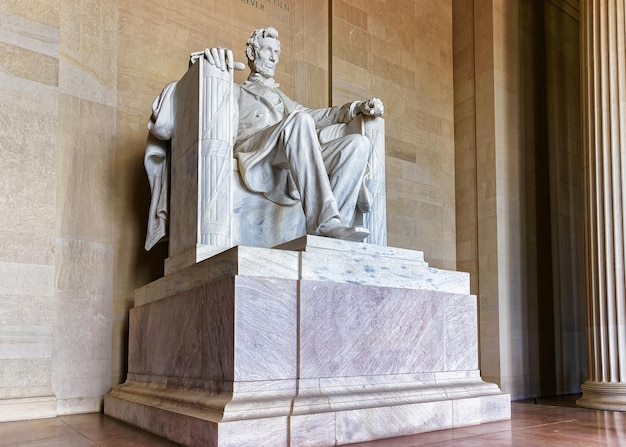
xmin=289 ymin=110 xmax=316 ymax=128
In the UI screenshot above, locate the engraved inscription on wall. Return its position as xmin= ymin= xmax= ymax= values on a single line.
xmin=240 ymin=0 xmax=290 ymax=12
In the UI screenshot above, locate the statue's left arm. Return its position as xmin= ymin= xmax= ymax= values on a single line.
xmin=306 ymin=98 xmax=384 ymax=129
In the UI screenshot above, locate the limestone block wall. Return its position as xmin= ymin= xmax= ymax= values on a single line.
xmin=453 ymin=0 xmax=584 ymax=399
xmin=331 ymin=1 xmax=457 ymax=269
xmin=0 ymin=4 xmax=58 ymax=421
xmin=0 ymin=0 xmax=458 ymax=418
xmin=0 ymin=0 xmax=115 ymax=418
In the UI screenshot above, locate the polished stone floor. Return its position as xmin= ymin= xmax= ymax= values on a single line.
xmin=1 ymin=395 xmax=625 ymax=446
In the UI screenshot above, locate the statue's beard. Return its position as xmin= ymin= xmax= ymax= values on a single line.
xmin=253 ymin=58 xmax=276 ymax=78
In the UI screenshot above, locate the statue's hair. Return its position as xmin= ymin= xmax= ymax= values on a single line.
xmin=245 ymin=27 xmax=279 ymax=61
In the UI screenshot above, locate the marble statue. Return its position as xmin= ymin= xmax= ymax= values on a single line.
xmin=145 ymin=27 xmax=385 ymax=252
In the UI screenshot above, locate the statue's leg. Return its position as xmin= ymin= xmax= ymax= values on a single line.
xmin=237 ymin=111 xmax=369 ymax=241
xmin=321 ymin=134 xmax=370 ymax=226
xmin=276 ymin=111 xmax=342 ymax=233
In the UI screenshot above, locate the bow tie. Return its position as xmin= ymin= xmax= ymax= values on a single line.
xmin=247 ymin=73 xmax=280 ymax=88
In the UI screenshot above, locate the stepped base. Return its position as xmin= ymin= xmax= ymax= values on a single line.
xmin=105 ymin=237 xmax=510 ymax=446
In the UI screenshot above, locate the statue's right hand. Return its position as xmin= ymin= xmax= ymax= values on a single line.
xmin=204 ymin=47 xmax=231 ymax=70
xmin=190 ymin=48 xmax=246 ymax=71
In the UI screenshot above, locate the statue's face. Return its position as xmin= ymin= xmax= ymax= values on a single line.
xmin=252 ymin=36 xmax=281 ymax=78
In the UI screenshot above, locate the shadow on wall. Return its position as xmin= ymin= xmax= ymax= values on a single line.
xmin=112 ymin=146 xmax=168 ymax=385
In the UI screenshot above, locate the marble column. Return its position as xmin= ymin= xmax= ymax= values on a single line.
xmin=577 ymin=0 xmax=626 ymax=411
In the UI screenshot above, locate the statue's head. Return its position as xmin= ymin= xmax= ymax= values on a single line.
xmin=246 ymin=27 xmax=281 ymax=78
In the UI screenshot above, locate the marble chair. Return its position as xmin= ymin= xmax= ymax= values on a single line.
xmin=145 ymin=57 xmax=386 ymax=272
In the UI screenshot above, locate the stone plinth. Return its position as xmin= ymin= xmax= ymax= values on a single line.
xmin=104 ymin=237 xmax=510 ymax=446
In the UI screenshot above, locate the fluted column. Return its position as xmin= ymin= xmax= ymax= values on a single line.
xmin=578 ymin=0 xmax=626 ymax=411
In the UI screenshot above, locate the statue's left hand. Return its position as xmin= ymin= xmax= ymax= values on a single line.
xmin=359 ymin=98 xmax=384 ymax=117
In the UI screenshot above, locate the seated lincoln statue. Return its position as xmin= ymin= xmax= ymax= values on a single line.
xmin=144 ymin=27 xmax=385 ymax=252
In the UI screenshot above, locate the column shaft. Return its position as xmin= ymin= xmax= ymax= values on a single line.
xmin=578 ymin=0 xmax=626 ymax=411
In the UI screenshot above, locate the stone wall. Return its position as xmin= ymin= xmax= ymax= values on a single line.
xmin=453 ymin=0 xmax=583 ymax=399
xmin=331 ymin=1 xmax=457 ymax=268
xmin=0 ymin=0 xmax=115 ymax=418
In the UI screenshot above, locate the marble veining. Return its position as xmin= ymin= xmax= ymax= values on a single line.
xmin=278 ymin=235 xmax=469 ymax=294
xmin=299 ymin=281 xmax=448 ymax=377
xmin=233 ymin=276 xmax=297 ymax=381
xmin=0 ymin=11 xmax=59 ymax=57
xmin=137 ymin=236 xmax=469 ymax=307
xmin=136 ymin=246 xmax=299 ymax=306
xmin=108 ymin=238 xmax=508 ymax=446
xmin=0 ymin=326 xmax=52 ymax=359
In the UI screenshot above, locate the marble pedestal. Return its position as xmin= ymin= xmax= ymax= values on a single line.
xmin=104 ymin=237 xmax=510 ymax=446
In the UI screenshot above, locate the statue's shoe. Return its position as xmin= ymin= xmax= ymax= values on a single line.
xmin=316 ymin=223 xmax=370 ymax=242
